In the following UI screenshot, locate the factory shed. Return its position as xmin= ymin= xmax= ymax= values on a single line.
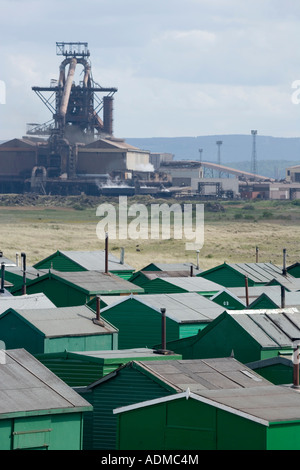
xmin=0 ymin=293 xmax=55 ymax=314
xmin=0 ymin=348 xmax=92 ymax=450
xmin=78 ymin=356 xmax=268 ymax=450
xmin=33 ymin=249 xmax=135 ymax=279
xmin=197 ymin=262 xmax=291 ymax=288
xmin=98 ymin=293 xmax=224 ymax=349
xmin=11 ymin=270 xmax=143 ymax=307
xmin=0 ymin=305 xmax=118 ymax=354
xmin=246 ymin=356 xmax=296 ymax=386
xmin=164 ymin=308 xmax=300 ymax=364
xmin=114 ymin=379 xmax=300 ymax=450
xmin=35 ymin=348 xmax=182 ymax=387
xmin=136 ymin=276 xmax=223 ymax=296
xmin=210 ymin=289 xmax=246 ymax=310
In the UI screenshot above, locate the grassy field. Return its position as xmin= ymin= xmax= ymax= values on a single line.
xmin=0 ymin=195 xmax=299 ymax=271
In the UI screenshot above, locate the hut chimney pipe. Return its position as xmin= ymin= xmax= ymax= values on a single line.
xmin=16 ymin=252 xmax=19 ymax=267
xmin=281 ymin=285 xmax=286 ymax=308
xmin=0 ymin=263 xmax=5 ymax=293
xmin=96 ymin=295 xmax=101 ymax=322
xmin=283 ymin=248 xmax=287 ymax=276
xmin=245 ymin=276 xmax=249 ymax=307
xmin=161 ymin=308 xmax=166 ymax=352
xmin=292 ymin=339 xmax=300 ymax=389
xmin=120 ymin=247 xmax=125 ymax=265
xmin=256 ymin=246 xmax=259 ymax=263
xmin=190 ymin=265 xmax=193 ymax=277
xmin=196 ymin=250 xmax=200 ymax=270
xmin=21 ymin=252 xmax=26 ymax=295
xmin=105 ymin=233 xmax=108 ymax=274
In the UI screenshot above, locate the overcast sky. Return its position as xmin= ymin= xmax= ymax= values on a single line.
xmin=1 ymin=0 xmax=300 ymax=140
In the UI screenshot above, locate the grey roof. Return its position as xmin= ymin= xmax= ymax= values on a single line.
xmin=51 ymin=270 xmax=143 ymax=294
xmin=227 ymin=262 xmax=291 ymax=283
xmin=101 ymin=292 xmax=224 ymax=323
xmin=4 ymin=265 xmax=43 ymax=281
xmin=228 ymin=286 xmax=285 ymax=302
xmin=251 ymin=290 xmax=300 ymax=308
xmin=146 ymin=263 xmax=202 ymax=274
xmin=70 ymin=348 xmax=180 ymax=360
xmin=0 ymin=293 xmax=55 ymax=314
xmin=136 ymin=357 xmax=271 ymax=393
xmin=9 ymin=305 xmax=118 ymax=337
xmin=60 ymin=250 xmax=134 ymax=271
xmin=0 ymin=349 xmax=92 ymax=416
xmin=228 ymin=308 xmax=300 ymax=348
xmin=268 ymin=276 xmax=300 ymax=292
xmin=0 ymin=255 xmax=16 ymax=266
xmin=158 ymin=276 xmax=223 ymax=292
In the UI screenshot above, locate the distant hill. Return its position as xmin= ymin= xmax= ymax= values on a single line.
xmin=126 ymin=134 xmax=300 ymax=179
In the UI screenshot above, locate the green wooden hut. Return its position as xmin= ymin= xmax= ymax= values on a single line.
xmin=134 ymin=276 xmax=223 ymax=296
xmin=197 ymin=262 xmax=292 ymax=288
xmin=164 ymin=308 xmax=300 ymax=364
xmin=3 ymin=265 xmax=43 ymax=290
xmin=249 ymin=291 xmax=300 ymax=310
xmin=34 ymin=348 xmax=182 ymax=387
xmin=0 ymin=292 xmax=56 ymax=314
xmin=33 ymin=250 xmax=135 ymax=279
xmin=210 ymin=289 xmax=246 ymax=310
xmin=11 ymin=270 xmax=143 ymax=307
xmin=114 ymin=381 xmax=300 ymax=450
xmin=0 ymin=349 xmax=92 ymax=450
xmin=287 ymin=262 xmax=300 ymax=278
xmin=246 ymin=356 xmax=296 ymax=386
xmin=138 ymin=262 xmax=202 ymax=274
xmin=78 ymin=357 xmax=269 ymax=450
xmin=0 ymin=305 xmax=118 ymax=355
xmin=98 ymin=293 xmax=224 ymax=349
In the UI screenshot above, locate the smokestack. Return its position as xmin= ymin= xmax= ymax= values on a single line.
xmin=0 ymin=263 xmax=5 ymax=293
xmin=105 ymin=233 xmax=108 ymax=274
xmin=21 ymin=252 xmax=26 ymax=295
xmin=292 ymin=339 xmax=300 ymax=389
xmin=161 ymin=308 xmax=167 ymax=352
xmin=281 ymin=285 xmax=286 ymax=308
xmin=120 ymin=247 xmax=125 ymax=265
xmin=103 ymin=95 xmax=114 ymax=135
xmin=282 ymin=248 xmax=287 ymax=276
xmin=245 ymin=276 xmax=249 ymax=307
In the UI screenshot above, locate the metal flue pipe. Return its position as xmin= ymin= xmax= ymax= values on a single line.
xmin=0 ymin=263 xmax=5 ymax=293
xmin=282 ymin=248 xmax=287 ymax=276
xmin=292 ymin=339 xmax=300 ymax=389
xmin=105 ymin=233 xmax=108 ymax=274
xmin=96 ymin=295 xmax=101 ymax=322
xmin=281 ymin=285 xmax=286 ymax=308
xmin=21 ymin=252 xmax=26 ymax=295
xmin=161 ymin=308 xmax=166 ymax=352
xmin=245 ymin=276 xmax=249 ymax=307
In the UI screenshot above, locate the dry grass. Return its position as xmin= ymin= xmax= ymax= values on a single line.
xmin=0 ymin=201 xmax=299 ymax=271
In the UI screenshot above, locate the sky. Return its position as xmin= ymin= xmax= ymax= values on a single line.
xmin=1 ymin=0 xmax=300 ymax=140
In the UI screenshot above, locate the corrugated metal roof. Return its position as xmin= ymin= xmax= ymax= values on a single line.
xmin=100 ymin=292 xmax=224 ymax=323
xmin=51 ymin=270 xmax=143 ymax=294
xmin=9 ymin=305 xmax=117 ymax=337
xmin=0 ymin=293 xmax=55 ymax=314
xmin=252 ymin=291 xmax=300 ymax=308
xmin=0 ymin=349 xmax=92 ymax=416
xmin=228 ymin=286 xmax=283 ymax=301
xmin=5 ymin=265 xmax=42 ymax=281
xmin=147 ymin=263 xmax=202 ymax=274
xmin=60 ymin=250 xmax=134 ymax=271
xmin=70 ymin=348 xmax=178 ymax=360
xmin=228 ymin=262 xmax=287 ymax=283
xmin=0 ymin=255 xmax=16 ymax=266
xmin=229 ymin=308 xmax=300 ymax=348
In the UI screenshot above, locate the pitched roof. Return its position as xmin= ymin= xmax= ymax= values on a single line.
xmin=0 ymin=293 xmax=55 ymax=314
xmin=0 ymin=349 xmax=92 ymax=416
xmin=155 ymin=276 xmax=223 ymax=292
xmin=100 ymin=292 xmax=224 ymax=323
xmin=4 ymin=305 xmax=117 ymax=337
xmin=59 ymin=250 xmax=134 ymax=271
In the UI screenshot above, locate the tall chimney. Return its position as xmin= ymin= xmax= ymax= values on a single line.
xmin=21 ymin=252 xmax=26 ymax=295
xmin=283 ymin=248 xmax=287 ymax=276
xmin=0 ymin=263 xmax=5 ymax=293
xmin=245 ymin=276 xmax=249 ymax=307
